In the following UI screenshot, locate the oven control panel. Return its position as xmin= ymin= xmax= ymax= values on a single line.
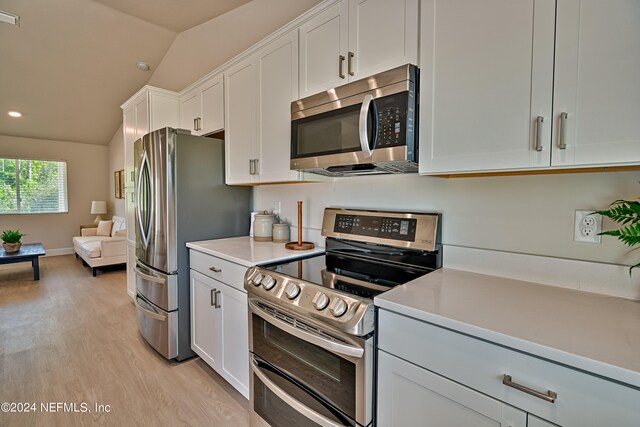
xmin=322 ymin=208 xmax=440 ymax=251
xmin=333 ymin=214 xmax=417 ymax=242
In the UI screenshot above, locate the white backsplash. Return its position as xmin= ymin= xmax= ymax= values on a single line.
xmin=253 ymin=170 xmax=640 ymax=296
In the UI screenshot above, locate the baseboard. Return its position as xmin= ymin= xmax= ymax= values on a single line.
xmin=42 ymin=247 xmax=75 ymax=257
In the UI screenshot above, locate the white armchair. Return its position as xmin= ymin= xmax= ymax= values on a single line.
xmin=73 ymin=216 xmax=126 ymax=276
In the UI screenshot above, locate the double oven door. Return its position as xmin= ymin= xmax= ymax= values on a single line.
xmin=248 ymin=298 xmax=373 ymax=427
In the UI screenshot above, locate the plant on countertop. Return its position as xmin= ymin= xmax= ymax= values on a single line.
xmin=1 ymin=229 xmax=24 ymax=244
xmin=593 ymin=198 xmax=640 ymax=275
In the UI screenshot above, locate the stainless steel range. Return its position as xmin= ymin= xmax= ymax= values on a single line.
xmin=245 ymin=208 xmax=442 ymax=427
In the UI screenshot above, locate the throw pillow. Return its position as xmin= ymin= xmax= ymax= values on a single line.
xmin=96 ymin=220 xmax=113 ymax=236
xmin=114 ymin=228 xmax=126 ymax=237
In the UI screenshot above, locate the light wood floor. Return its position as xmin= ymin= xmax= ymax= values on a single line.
xmin=0 ymin=255 xmax=249 ymax=426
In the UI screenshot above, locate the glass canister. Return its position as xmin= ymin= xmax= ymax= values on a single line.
xmin=272 ymin=223 xmax=290 ymax=243
xmin=253 ymin=211 xmax=277 ymax=241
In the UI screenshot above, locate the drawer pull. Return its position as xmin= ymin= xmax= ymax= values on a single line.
xmin=502 ymin=374 xmax=557 ymax=403
xmin=209 ymin=266 xmax=222 ymax=273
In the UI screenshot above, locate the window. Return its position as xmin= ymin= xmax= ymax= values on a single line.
xmin=0 ymin=157 xmax=68 ymax=214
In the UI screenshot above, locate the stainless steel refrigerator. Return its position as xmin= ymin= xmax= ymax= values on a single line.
xmin=133 ymin=127 xmax=250 ymax=361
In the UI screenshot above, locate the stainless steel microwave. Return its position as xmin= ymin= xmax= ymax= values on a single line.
xmin=291 ymin=64 xmax=418 ymax=176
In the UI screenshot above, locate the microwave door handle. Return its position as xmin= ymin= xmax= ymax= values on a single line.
xmin=358 ymin=94 xmax=376 ymax=158
xmin=251 ymin=356 xmax=349 ymax=427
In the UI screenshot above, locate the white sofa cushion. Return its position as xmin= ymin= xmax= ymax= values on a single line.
xmin=96 ymin=220 xmax=112 ymax=236
xmin=111 ymin=216 xmax=126 ymax=237
xmin=81 ymin=240 xmax=103 ymax=258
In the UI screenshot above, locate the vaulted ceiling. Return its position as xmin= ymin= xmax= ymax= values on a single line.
xmin=0 ymin=0 xmax=250 ymax=146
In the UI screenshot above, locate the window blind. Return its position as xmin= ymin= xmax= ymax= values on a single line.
xmin=0 ymin=157 xmax=68 ymax=214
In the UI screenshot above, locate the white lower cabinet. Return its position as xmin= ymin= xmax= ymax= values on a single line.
xmin=377 ymin=351 xmax=526 ymax=427
xmin=189 ymin=251 xmax=249 ymax=398
xmin=377 ymin=309 xmax=640 ymax=427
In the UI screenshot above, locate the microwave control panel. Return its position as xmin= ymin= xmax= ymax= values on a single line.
xmin=375 ymin=92 xmax=411 ymax=148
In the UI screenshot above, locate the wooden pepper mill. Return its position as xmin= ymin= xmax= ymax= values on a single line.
xmin=285 ymin=201 xmax=315 ymax=250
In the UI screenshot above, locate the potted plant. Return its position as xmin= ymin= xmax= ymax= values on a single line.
xmin=593 ymin=198 xmax=640 ymax=275
xmin=1 ymin=229 xmax=24 ymax=253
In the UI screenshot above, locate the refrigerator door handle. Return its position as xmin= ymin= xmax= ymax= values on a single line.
xmin=135 ymin=265 xmax=166 ymax=285
xmin=136 ymin=150 xmax=151 ymax=249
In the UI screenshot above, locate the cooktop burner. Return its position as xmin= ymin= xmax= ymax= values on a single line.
xmin=245 ymin=208 xmax=442 ymax=336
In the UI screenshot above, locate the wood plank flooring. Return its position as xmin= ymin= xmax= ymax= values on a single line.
xmin=0 ymin=255 xmax=249 ymax=426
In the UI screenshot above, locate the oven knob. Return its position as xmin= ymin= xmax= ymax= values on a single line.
xmin=330 ymin=298 xmax=348 ymax=317
xmin=251 ymin=272 xmax=264 ymax=286
xmin=284 ymin=282 xmax=300 ymax=299
xmin=312 ymin=291 xmax=329 ymax=310
xmin=261 ymin=275 xmax=276 ymax=290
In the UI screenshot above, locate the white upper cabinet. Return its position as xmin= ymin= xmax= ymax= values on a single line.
xmin=180 ymin=74 xmax=224 ymax=136
xmin=348 ymin=0 xmax=419 ymax=80
xmin=419 ymin=0 xmax=640 ymax=175
xmin=299 ymin=1 xmax=349 ymax=98
xmin=551 ymin=0 xmax=640 ymax=167
xmin=299 ymin=0 xmax=418 ymax=98
xmin=225 ymin=57 xmax=258 ymax=185
xmin=256 ymin=31 xmax=301 ymax=183
xmin=419 ymin=0 xmax=555 ymax=174
xmin=225 ymin=31 xmax=301 ymax=185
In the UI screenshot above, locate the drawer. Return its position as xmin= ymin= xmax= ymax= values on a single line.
xmin=378 ymin=309 xmax=640 ymax=427
xmin=189 ymin=249 xmax=247 ymax=292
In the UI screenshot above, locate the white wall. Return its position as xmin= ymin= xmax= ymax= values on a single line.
xmin=148 ymin=0 xmax=322 ymax=91
xmin=108 ymin=125 xmax=126 ymax=218
xmin=254 ymin=171 xmax=640 ymax=266
xmin=0 ymin=135 xmax=109 ymax=255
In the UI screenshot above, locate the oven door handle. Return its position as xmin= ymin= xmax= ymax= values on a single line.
xmin=248 ymin=299 xmax=364 ymax=359
xmin=251 ymin=356 xmax=350 ymax=427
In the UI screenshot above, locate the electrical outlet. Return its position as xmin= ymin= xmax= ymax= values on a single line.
xmin=273 ymin=201 xmax=281 ymax=218
xmin=574 ymin=210 xmax=602 ymax=243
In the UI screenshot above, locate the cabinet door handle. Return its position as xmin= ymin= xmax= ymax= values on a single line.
xmin=348 ymin=51 xmax=355 ymax=76
xmin=502 ymin=375 xmax=557 ymax=403
xmin=254 ymin=159 xmax=259 ymax=175
xmin=558 ymin=112 xmax=568 ymax=149
xmin=339 ymin=55 xmax=346 ymax=79
xmin=198 ymin=117 xmax=203 ymax=131
xmin=193 ymin=117 xmax=198 ymax=131
xmin=130 ymin=171 xmax=135 ymax=182
xmin=249 ymin=159 xmax=255 ymax=175
xmin=534 ymin=116 xmax=544 ymax=152
xmin=210 ymin=288 xmax=217 ymax=306
xmin=209 ymin=266 xmax=222 ymax=273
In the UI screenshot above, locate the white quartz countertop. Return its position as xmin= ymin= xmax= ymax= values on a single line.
xmin=375 ymin=268 xmax=640 ymax=389
xmin=186 ymin=236 xmax=324 ymax=267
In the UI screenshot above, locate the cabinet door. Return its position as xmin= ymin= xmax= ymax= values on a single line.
xmin=190 ymin=270 xmax=222 ymax=370
xmin=377 ymin=350 xmax=527 ymax=427
xmin=528 ymin=414 xmax=560 ymax=427
xmin=348 ymin=0 xmax=418 ymax=80
xmin=126 ymin=242 xmax=136 ymax=300
xmin=123 ymin=105 xmax=136 ymax=189
xmin=419 ymin=0 xmax=555 ymax=174
xmin=134 ymin=94 xmax=149 ymax=141
xmin=256 ymin=31 xmax=301 ymax=183
xmin=551 ymin=0 xmax=640 ymax=167
xmin=224 ymin=57 xmax=258 ymax=184
xmin=219 ymin=283 xmax=249 ymax=398
xmin=180 ymin=90 xmax=200 ymax=135
xmin=200 ymin=74 xmax=224 ymax=135
xmin=299 ymin=1 xmax=349 ymax=97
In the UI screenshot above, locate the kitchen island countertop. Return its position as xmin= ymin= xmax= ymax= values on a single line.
xmin=375 ymin=268 xmax=640 ymax=389
xmin=186 ymin=236 xmax=324 ymax=267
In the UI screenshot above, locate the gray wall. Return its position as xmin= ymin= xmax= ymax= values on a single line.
xmin=108 ymin=124 xmax=126 ymax=218
xmin=0 ymin=135 xmax=109 ymax=254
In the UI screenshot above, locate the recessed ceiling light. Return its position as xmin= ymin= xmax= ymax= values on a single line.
xmin=8 ymin=111 xmax=22 ymax=118
xmin=136 ymin=62 xmax=150 ymax=71
xmin=0 ymin=10 xmax=20 ymax=26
